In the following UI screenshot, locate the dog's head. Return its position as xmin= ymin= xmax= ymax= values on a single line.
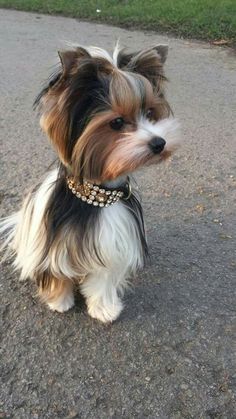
xmin=36 ymin=44 xmax=179 ymax=183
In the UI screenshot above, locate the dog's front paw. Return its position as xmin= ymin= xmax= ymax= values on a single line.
xmin=48 ymin=293 xmax=75 ymax=313
xmin=87 ymin=299 xmax=123 ymax=323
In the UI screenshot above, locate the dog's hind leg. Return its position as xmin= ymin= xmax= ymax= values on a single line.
xmin=37 ymin=275 xmax=75 ymax=313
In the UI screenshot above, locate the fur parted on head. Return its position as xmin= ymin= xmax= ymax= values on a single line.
xmin=35 ymin=44 xmax=178 ymax=184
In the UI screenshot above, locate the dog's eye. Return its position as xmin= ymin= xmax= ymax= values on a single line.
xmin=146 ymin=108 xmax=155 ymax=121
xmin=110 ymin=117 xmax=125 ymax=131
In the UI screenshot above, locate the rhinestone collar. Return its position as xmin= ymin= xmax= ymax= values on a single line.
xmin=67 ymin=177 xmax=131 ymax=207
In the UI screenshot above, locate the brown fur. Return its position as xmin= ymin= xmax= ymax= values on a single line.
xmin=72 ymin=111 xmax=119 ymax=183
xmin=117 ymin=47 xmax=168 ymax=95
xmin=40 ymin=98 xmax=70 ymax=165
xmin=37 ymin=275 xmax=74 ymax=305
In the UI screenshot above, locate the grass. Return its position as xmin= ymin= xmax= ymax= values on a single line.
xmin=0 ymin=0 xmax=235 ymax=44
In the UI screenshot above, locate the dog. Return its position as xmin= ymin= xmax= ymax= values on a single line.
xmin=0 ymin=44 xmax=179 ymax=322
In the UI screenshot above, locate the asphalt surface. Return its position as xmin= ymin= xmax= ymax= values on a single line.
xmin=0 ymin=9 xmax=236 ymax=419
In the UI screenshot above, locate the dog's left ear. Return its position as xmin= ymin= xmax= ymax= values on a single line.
xmin=116 ymin=45 xmax=168 ymax=91
xmin=153 ymin=45 xmax=168 ymax=64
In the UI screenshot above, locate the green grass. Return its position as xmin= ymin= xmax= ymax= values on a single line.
xmin=0 ymin=0 xmax=235 ymax=43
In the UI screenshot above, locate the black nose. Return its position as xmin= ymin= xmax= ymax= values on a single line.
xmin=149 ymin=137 xmax=166 ymax=154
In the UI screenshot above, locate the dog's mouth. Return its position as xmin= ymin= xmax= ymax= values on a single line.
xmin=158 ymin=148 xmax=173 ymax=160
xmin=144 ymin=142 xmax=178 ymax=167
xmin=144 ymin=152 xmax=167 ymax=168
xmin=159 ymin=140 xmax=180 ymax=159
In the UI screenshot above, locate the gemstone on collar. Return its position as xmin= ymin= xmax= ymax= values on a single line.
xmin=66 ymin=176 xmax=127 ymax=208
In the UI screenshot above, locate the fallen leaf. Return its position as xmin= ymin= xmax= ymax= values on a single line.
xmin=195 ymin=204 xmax=205 ymax=214
xmin=219 ymin=382 xmax=228 ymax=392
xmin=219 ymin=234 xmax=232 ymax=240
xmin=197 ymin=187 xmax=204 ymax=195
xmin=213 ymin=219 xmax=223 ymax=225
xmin=212 ymin=39 xmax=231 ymax=46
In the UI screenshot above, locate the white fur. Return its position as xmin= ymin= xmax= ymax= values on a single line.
xmin=48 ymin=291 xmax=75 ymax=313
xmin=112 ymin=40 xmax=121 ymax=67
xmin=137 ymin=117 xmax=180 ymax=150
xmin=0 ymin=170 xmax=58 ymax=280
xmin=66 ymin=43 xmax=121 ymax=67
xmin=80 ymin=271 xmax=124 ymax=323
xmin=80 ymin=201 xmax=144 ymax=322
xmin=0 ymin=169 xmax=143 ymax=321
xmin=86 ymin=46 xmax=114 ymax=64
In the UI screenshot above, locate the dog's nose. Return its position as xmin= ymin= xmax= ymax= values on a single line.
xmin=149 ymin=137 xmax=166 ymax=154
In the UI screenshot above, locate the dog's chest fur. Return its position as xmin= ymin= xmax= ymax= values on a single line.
xmin=7 ymin=168 xmax=147 ymax=284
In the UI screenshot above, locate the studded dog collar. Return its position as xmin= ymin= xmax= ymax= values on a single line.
xmin=66 ymin=177 xmax=132 ymax=207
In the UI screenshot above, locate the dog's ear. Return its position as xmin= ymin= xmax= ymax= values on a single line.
xmin=153 ymin=45 xmax=168 ymax=64
xmin=34 ymin=47 xmax=93 ymax=106
xmin=116 ymin=45 xmax=168 ymax=92
xmin=58 ymin=47 xmax=91 ymax=74
xmin=116 ymin=45 xmax=168 ymax=68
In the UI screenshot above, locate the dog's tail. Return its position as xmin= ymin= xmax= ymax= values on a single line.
xmin=0 ymin=212 xmax=20 ymax=262
xmin=0 ymin=169 xmax=59 ymax=280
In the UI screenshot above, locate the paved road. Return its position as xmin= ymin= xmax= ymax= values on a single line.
xmin=0 ymin=9 xmax=236 ymax=419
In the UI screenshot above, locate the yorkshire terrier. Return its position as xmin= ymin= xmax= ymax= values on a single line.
xmin=0 ymin=44 xmax=179 ymax=323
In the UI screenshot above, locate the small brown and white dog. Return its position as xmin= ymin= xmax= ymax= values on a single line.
xmin=0 ymin=44 xmax=179 ymax=322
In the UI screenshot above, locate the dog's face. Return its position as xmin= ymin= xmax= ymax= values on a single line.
xmin=36 ymin=45 xmax=178 ymax=183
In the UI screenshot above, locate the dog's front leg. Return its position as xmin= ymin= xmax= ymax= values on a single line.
xmin=80 ymin=270 xmax=124 ymax=323
xmin=38 ymin=276 xmax=75 ymax=313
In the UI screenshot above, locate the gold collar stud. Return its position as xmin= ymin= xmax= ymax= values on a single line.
xmin=66 ymin=177 xmax=130 ymax=207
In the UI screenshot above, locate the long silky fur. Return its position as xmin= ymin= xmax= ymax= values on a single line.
xmin=0 ymin=166 xmax=147 ymax=289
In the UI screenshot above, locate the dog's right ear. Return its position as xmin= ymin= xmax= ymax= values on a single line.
xmin=34 ymin=47 xmax=93 ymax=109
xmin=58 ymin=47 xmax=91 ymax=74
xmin=58 ymin=50 xmax=78 ymax=74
